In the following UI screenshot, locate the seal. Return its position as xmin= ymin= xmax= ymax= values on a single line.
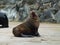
xmin=12 ymin=11 xmax=40 ymax=37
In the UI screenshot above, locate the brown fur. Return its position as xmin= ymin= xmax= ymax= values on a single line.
xmin=12 ymin=11 xmax=40 ymax=37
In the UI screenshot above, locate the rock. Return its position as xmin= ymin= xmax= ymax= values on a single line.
xmin=55 ymin=10 xmax=60 ymax=23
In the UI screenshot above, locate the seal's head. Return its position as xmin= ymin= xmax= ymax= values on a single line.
xmin=30 ymin=11 xmax=38 ymax=20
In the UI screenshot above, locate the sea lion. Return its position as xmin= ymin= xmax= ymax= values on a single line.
xmin=0 ymin=12 xmax=8 ymax=28
xmin=12 ymin=11 xmax=40 ymax=37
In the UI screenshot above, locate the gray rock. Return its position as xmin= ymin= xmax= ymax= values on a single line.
xmin=42 ymin=0 xmax=50 ymax=3
xmin=55 ymin=10 xmax=60 ymax=23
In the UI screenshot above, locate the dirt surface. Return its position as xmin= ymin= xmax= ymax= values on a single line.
xmin=0 ymin=22 xmax=60 ymax=45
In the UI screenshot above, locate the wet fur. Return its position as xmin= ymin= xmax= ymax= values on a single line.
xmin=12 ymin=11 xmax=40 ymax=37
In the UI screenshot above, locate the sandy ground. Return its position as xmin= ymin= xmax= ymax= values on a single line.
xmin=0 ymin=22 xmax=60 ymax=45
